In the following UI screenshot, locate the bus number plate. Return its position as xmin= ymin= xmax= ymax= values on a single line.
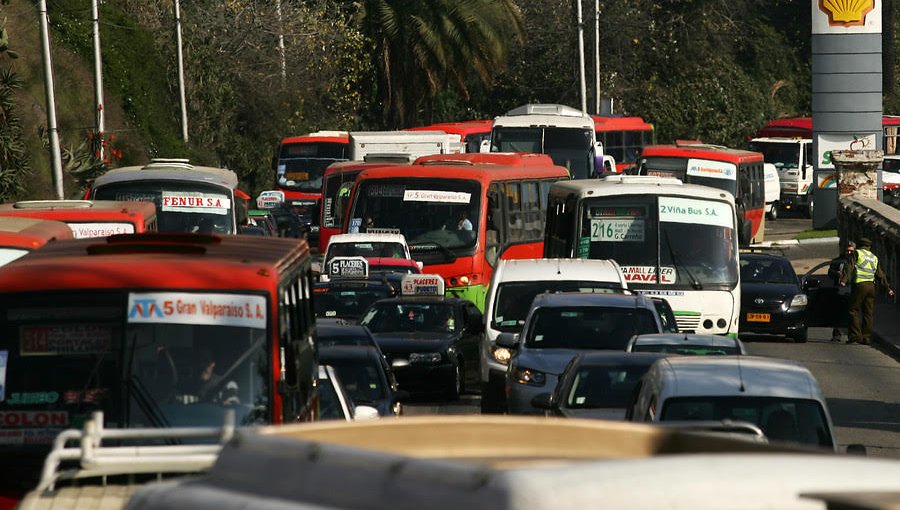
xmin=746 ymin=313 xmax=770 ymax=322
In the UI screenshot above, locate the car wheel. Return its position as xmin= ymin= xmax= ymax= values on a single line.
xmin=446 ymin=362 xmax=462 ymax=401
xmin=791 ymin=329 xmax=808 ymax=343
xmin=767 ymin=203 xmax=778 ymax=221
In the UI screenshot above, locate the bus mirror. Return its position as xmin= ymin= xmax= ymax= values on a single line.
xmin=496 ymin=332 xmax=519 ymax=348
xmin=479 ymin=139 xmax=491 ymax=153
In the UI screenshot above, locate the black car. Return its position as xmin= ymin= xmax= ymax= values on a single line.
xmin=317 ymin=345 xmax=403 ymax=417
xmin=738 ymin=253 xmax=808 ymax=342
xmin=360 ymin=296 xmax=483 ymax=400
xmin=531 ymin=352 xmax=670 ymax=420
xmin=313 ymin=274 xmax=403 ymax=324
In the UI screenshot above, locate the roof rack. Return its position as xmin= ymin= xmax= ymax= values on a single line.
xmin=142 ymin=158 xmax=194 ymax=171
xmin=37 ymin=410 xmax=233 ymax=493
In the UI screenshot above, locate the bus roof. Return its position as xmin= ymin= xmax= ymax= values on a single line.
xmin=0 ymin=216 xmax=73 ymax=249
xmin=323 ymin=160 xmax=402 ymax=178
xmin=592 ymin=115 xmax=654 ymax=131
xmin=93 ymin=159 xmax=240 ymax=189
xmin=0 ymin=200 xmax=157 ymax=223
xmin=355 ymin=161 xmax=571 ymax=182
xmin=493 ymin=104 xmax=594 ymax=130
xmin=413 ymin=153 xmax=555 ymax=167
xmin=640 ymin=143 xmax=764 ymax=164
xmin=549 ymin=175 xmax=736 ymax=204
xmin=0 ymin=233 xmax=309 ymax=292
xmin=279 ymin=132 xmax=350 ymax=145
xmin=406 ymin=120 xmax=493 ymax=137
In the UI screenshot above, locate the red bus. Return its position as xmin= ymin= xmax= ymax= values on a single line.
xmin=273 ymin=132 xmax=350 ymax=220
xmin=636 ymin=143 xmax=766 ymax=245
xmin=0 ymin=200 xmax=157 ymax=238
xmin=319 ymin=160 xmax=402 ymax=253
xmin=406 ymin=120 xmax=493 ymax=153
xmin=0 ymin=216 xmax=73 ymax=266
xmin=343 ymin=156 xmax=570 ymax=310
xmin=756 ymin=116 xmax=900 ymax=157
xmin=0 ymin=233 xmax=317 ymax=502
xmin=592 ymin=115 xmax=655 ymax=172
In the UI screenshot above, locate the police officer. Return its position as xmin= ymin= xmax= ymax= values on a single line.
xmin=827 ymin=241 xmax=855 ymax=342
xmin=841 ymin=237 xmax=894 ymax=344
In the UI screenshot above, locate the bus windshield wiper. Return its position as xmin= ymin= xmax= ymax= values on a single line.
xmin=408 ymin=241 xmax=456 ymax=262
xmin=662 ymin=230 xmax=702 ymax=290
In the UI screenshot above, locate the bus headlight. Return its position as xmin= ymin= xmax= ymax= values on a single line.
xmin=510 ymin=367 xmax=545 ymax=386
xmin=491 ymin=346 xmax=512 ymax=364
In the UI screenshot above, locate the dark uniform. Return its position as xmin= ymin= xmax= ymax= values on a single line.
xmin=827 ymin=242 xmax=855 ymax=342
xmin=842 ymin=238 xmax=894 ymax=344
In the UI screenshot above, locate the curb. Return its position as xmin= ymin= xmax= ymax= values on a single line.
xmin=873 ymin=330 xmax=900 ymax=361
xmin=796 ymin=236 xmax=840 ymax=246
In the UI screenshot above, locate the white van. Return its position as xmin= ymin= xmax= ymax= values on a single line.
xmin=763 ymin=163 xmax=781 ymax=220
xmin=480 ymin=258 xmax=628 ymax=413
xmin=628 ymin=355 xmax=838 ymax=451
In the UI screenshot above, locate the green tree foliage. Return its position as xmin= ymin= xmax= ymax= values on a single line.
xmin=357 ymin=0 xmax=524 ymax=128
xmin=0 ymin=15 xmax=28 ymax=201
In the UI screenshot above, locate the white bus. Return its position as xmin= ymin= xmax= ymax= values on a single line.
xmin=544 ymin=175 xmax=740 ymax=335
xmin=487 ymin=104 xmax=615 ymax=179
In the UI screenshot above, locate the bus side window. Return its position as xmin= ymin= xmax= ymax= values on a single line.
xmin=504 ymin=182 xmax=523 ymax=242
xmin=521 ymin=181 xmax=541 ymax=241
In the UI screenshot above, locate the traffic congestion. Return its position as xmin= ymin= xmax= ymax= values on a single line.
xmin=1 ymin=104 xmax=899 ymax=510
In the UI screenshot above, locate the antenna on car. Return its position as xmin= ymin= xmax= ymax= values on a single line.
xmin=737 ymin=356 xmax=746 ymax=393
xmin=556 ymin=258 xmax=561 ymax=275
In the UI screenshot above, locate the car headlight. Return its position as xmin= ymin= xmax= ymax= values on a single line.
xmin=491 ymin=346 xmax=512 ymax=365
xmin=510 ymin=366 xmax=546 ymax=386
xmin=408 ymin=352 xmax=442 ymax=364
xmin=789 ymin=294 xmax=808 ymax=308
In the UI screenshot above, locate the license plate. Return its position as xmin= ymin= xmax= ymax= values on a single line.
xmin=286 ymin=172 xmax=309 ymax=180
xmin=747 ymin=313 xmax=770 ymax=322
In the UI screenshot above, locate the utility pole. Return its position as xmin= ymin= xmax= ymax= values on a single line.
xmin=38 ymin=0 xmax=64 ymax=199
xmin=174 ymin=0 xmax=188 ymax=143
xmin=575 ymin=0 xmax=587 ymax=113
xmin=275 ymin=0 xmax=286 ymax=83
xmin=594 ymin=0 xmax=600 ymax=115
xmin=91 ymin=0 xmax=105 ymax=160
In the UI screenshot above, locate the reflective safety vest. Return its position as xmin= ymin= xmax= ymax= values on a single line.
xmin=855 ymin=248 xmax=878 ymax=284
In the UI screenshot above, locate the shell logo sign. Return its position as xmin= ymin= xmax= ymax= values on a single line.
xmin=818 ymin=0 xmax=875 ymax=26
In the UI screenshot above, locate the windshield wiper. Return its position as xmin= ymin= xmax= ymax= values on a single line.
xmin=408 ymin=241 xmax=457 ymax=262
xmin=662 ymin=230 xmax=702 ymax=290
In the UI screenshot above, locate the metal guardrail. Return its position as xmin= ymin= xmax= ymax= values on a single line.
xmin=838 ymin=196 xmax=900 ymax=297
xmin=37 ymin=410 xmax=234 ymax=492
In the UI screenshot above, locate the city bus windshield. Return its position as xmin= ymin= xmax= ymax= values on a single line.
xmin=639 ymin=157 xmax=737 ymax=196
xmin=747 ymin=142 xmax=800 ymax=169
xmin=491 ymin=127 xmax=592 ymax=179
xmin=93 ymin=181 xmax=235 ymax=234
xmin=0 ymin=292 xmax=270 ymax=436
xmin=277 ymin=142 xmax=348 ymax=192
xmin=322 ymin=171 xmax=361 ymax=229
xmin=350 ymin=178 xmax=481 ymax=264
xmin=579 ymin=195 xmax=738 ymax=291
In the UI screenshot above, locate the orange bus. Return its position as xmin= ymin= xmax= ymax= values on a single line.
xmin=343 ymin=154 xmax=570 ymax=309
xmin=0 ymin=233 xmax=317 ymax=501
xmin=592 ymin=115 xmax=655 ymax=172
xmin=0 ymin=216 xmax=73 ymax=266
xmin=0 ymin=200 xmax=157 ymax=239
xmin=636 ymin=142 xmax=766 ymax=245
xmin=407 ymin=120 xmax=493 ymax=153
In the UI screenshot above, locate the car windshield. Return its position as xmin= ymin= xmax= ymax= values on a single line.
xmin=491 ymin=127 xmax=592 ymax=179
xmin=492 ymin=280 xmax=625 ymax=332
xmin=321 ymin=356 xmax=388 ymax=404
xmin=94 ymin=181 xmax=234 ymax=234
xmin=580 ymin=195 xmax=738 ymax=291
xmin=524 ymin=306 xmax=658 ymax=349
xmin=314 ymin=286 xmax=393 ymax=320
xmin=565 ymin=365 xmax=652 ymax=408
xmin=660 ymin=396 xmax=833 ymax=448
xmin=630 ymin=343 xmax=738 ymax=355
xmin=0 ymin=292 xmax=270 ymax=434
xmin=327 ymin=242 xmax=406 ymax=260
xmin=740 ymin=257 xmax=798 ymax=284
xmin=639 ymin=156 xmax=738 ymax=196
xmin=277 ymin=142 xmax=348 ymax=192
xmin=361 ymin=302 xmax=456 ymax=334
xmin=748 ymin=142 xmax=800 ymax=169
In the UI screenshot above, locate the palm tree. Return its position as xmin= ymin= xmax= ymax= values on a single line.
xmin=358 ymin=0 xmax=523 ymax=128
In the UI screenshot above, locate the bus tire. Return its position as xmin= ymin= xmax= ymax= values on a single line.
xmin=767 ymin=203 xmax=778 ymax=221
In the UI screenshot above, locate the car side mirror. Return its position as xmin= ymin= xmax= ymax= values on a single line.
xmin=495 ymin=332 xmax=519 ymax=349
xmin=530 ymin=392 xmax=554 ymax=410
xmin=353 ymin=405 xmax=380 ymax=421
xmin=479 ymin=139 xmax=491 ymax=153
